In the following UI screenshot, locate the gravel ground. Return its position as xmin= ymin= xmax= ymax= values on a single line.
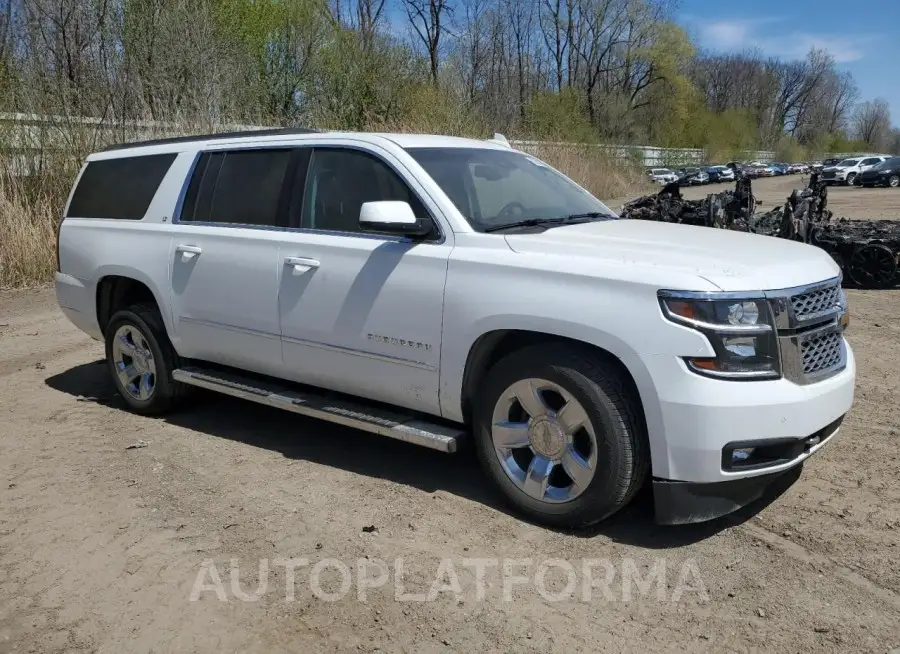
xmin=1 ymin=283 xmax=899 ymax=654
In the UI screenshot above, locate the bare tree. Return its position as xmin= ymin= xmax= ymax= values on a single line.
xmin=402 ymin=0 xmax=453 ymax=84
xmin=853 ymin=99 xmax=891 ymax=150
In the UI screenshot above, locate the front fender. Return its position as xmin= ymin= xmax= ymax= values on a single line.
xmin=439 ymin=313 xmax=668 ymax=464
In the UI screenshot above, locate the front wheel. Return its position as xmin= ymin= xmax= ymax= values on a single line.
xmin=889 ymin=175 xmax=900 ymax=188
xmin=846 ymin=173 xmax=856 ymax=186
xmin=472 ymin=344 xmax=649 ymax=528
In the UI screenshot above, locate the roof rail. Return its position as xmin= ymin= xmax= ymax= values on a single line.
xmin=490 ymin=132 xmax=511 ymax=147
xmin=100 ymin=126 xmax=322 ymax=152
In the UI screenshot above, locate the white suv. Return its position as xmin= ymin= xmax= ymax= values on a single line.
xmin=55 ymin=128 xmax=855 ymax=527
xmin=822 ymin=156 xmax=887 ymax=185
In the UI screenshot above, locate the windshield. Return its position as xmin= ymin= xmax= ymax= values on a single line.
xmin=406 ymin=147 xmax=617 ymax=231
xmin=838 ymin=159 xmax=859 ymax=167
xmin=874 ymin=157 xmax=900 ymax=170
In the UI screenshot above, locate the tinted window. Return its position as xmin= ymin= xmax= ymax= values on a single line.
xmin=860 ymin=158 xmax=880 ymax=165
xmin=407 ymin=147 xmax=616 ymax=231
xmin=180 ymin=149 xmax=291 ymax=227
xmin=874 ymin=157 xmax=900 ymax=170
xmin=66 ymin=153 xmax=176 ymax=219
xmin=301 ymin=148 xmax=428 ymax=233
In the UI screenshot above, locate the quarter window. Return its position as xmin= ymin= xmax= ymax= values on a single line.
xmin=301 ymin=148 xmax=428 ymax=234
xmin=66 ymin=153 xmax=176 ymax=220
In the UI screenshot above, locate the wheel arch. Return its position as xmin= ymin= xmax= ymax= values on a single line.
xmin=457 ymin=325 xmax=659 ymax=446
xmin=95 ymin=268 xmax=173 ymax=340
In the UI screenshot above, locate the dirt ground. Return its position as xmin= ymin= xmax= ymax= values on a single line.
xmin=677 ymin=174 xmax=900 ymax=220
xmin=1 ymin=283 xmax=900 ymax=654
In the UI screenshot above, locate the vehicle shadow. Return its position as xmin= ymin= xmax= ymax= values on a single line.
xmin=45 ymin=361 xmax=797 ymax=550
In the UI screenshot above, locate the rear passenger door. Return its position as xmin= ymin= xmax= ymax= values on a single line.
xmin=168 ymin=147 xmax=298 ymax=377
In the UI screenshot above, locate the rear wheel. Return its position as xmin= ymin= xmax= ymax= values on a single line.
xmin=105 ymin=303 xmax=189 ymax=415
xmin=472 ymin=344 xmax=649 ymax=528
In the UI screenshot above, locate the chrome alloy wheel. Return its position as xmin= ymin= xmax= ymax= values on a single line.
xmin=111 ymin=324 xmax=157 ymax=401
xmin=490 ymin=378 xmax=598 ymax=503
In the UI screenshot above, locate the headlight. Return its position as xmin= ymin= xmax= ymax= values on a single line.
xmin=658 ymin=292 xmax=781 ymax=380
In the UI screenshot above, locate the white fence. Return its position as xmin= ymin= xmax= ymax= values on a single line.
xmin=0 ymin=111 xmax=866 ymax=174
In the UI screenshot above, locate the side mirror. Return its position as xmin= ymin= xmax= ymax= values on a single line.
xmin=359 ymin=201 xmax=431 ymax=237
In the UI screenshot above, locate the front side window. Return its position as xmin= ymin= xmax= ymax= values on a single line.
xmin=301 ymin=148 xmax=429 ymax=234
xmin=180 ymin=149 xmax=292 ymax=227
xmin=406 ymin=147 xmax=616 ymax=232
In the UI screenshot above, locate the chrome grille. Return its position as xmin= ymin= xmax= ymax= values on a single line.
xmin=765 ymin=277 xmax=847 ymax=385
xmin=790 ymin=283 xmax=842 ymax=322
xmin=822 ymin=171 xmax=836 ymax=179
xmin=799 ymin=331 xmax=843 ymax=376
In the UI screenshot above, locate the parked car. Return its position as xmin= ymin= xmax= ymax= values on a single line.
xmin=788 ymin=163 xmax=809 ymax=174
xmin=647 ymin=167 xmax=678 ymax=184
xmin=858 ymin=156 xmax=900 ymax=188
xmin=809 ymin=161 xmax=824 ymax=172
xmin=742 ymin=164 xmax=762 ymax=178
xmin=679 ymin=167 xmax=709 ymax=185
xmin=770 ymin=163 xmax=790 ymax=176
xmin=55 ymin=128 xmax=854 ymax=528
xmin=705 ymin=165 xmax=735 ymax=183
xmin=821 ymin=158 xmax=843 ymax=169
xmin=821 ymin=156 xmax=888 ymax=186
xmin=725 ymin=161 xmax=744 ymax=176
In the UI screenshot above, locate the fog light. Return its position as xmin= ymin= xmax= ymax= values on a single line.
xmin=731 ymin=447 xmax=755 ymax=463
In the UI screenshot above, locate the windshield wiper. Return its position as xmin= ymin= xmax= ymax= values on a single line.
xmin=483 ymin=212 xmax=612 ymax=233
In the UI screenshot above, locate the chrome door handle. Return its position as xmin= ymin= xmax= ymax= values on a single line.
xmin=284 ymin=256 xmax=320 ymax=275
xmin=175 ymin=244 xmax=202 ymax=260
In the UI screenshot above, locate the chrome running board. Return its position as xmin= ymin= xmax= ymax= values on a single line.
xmin=172 ymin=367 xmax=462 ymax=453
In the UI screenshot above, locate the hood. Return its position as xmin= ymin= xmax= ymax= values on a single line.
xmin=504 ymin=219 xmax=840 ymax=292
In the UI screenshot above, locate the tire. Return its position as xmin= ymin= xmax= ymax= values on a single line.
xmin=472 ymin=344 xmax=649 ymax=528
xmin=846 ymin=173 xmax=856 ymax=186
xmin=105 ymin=302 xmax=189 ymax=415
xmin=889 ymin=175 xmax=900 ymax=188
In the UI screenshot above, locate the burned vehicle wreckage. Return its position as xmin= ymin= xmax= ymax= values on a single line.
xmin=620 ymin=174 xmax=900 ymax=289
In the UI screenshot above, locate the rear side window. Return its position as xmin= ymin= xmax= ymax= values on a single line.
xmin=66 ymin=153 xmax=177 ymax=220
xmin=179 ymin=149 xmax=292 ymax=227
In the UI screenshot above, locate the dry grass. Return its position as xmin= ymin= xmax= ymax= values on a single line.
xmin=525 ymin=143 xmax=653 ymax=203
xmin=0 ymin=176 xmax=61 ymax=288
xmin=0 ymin=124 xmax=652 ymax=289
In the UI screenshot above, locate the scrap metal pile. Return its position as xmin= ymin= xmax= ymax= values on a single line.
xmin=620 ymin=174 xmax=900 ymax=289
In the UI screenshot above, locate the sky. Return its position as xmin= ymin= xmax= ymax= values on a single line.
xmin=676 ymin=0 xmax=899 ymax=128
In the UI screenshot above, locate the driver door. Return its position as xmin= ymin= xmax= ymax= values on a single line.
xmin=277 ymin=145 xmax=452 ymax=415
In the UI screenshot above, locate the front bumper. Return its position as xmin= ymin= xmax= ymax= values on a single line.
xmin=653 ymin=458 xmax=813 ymax=525
xmin=639 ymin=340 xmax=855 ymax=484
